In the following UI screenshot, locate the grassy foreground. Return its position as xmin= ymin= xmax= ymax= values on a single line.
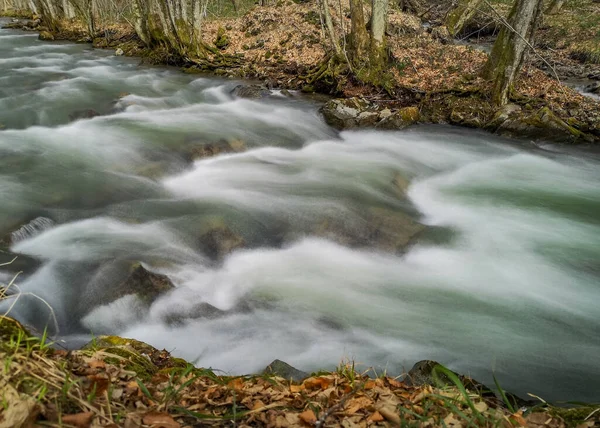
xmin=1 ymin=316 xmax=598 ymax=427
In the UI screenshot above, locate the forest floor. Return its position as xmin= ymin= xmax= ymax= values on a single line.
xmin=1 ymin=315 xmax=599 ymax=428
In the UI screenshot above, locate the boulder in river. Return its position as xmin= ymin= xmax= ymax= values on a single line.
xmin=230 ymin=84 xmax=272 ymax=99
xmin=198 ymin=220 xmax=246 ymax=260
xmin=377 ymin=106 xmax=421 ymax=130
xmin=186 ymin=138 xmax=246 ymax=161
xmin=68 ymin=109 xmax=100 ymax=122
xmin=314 ymin=206 xmax=425 ymax=253
xmin=117 ymin=263 xmax=175 ymax=304
xmin=321 ymin=97 xmax=374 ymax=129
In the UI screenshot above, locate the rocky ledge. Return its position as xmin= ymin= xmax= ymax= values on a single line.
xmin=322 ymin=96 xmax=600 ymax=144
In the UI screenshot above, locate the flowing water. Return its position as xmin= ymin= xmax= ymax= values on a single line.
xmin=2 ymin=19 xmax=600 ymax=402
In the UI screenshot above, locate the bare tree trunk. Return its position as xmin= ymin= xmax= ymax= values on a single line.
xmin=546 ymin=0 xmax=564 ymax=14
xmin=370 ymin=0 xmax=388 ymax=66
xmin=348 ymin=0 xmax=368 ymax=64
xmin=131 ymin=0 xmax=150 ymax=45
xmin=445 ymin=0 xmax=483 ymax=37
xmin=320 ymin=0 xmax=341 ymax=56
xmin=482 ymin=0 xmax=544 ymax=105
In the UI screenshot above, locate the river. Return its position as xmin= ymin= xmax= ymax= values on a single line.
xmin=1 ymin=19 xmax=600 ymax=403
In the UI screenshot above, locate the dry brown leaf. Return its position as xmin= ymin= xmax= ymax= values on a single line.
xmin=303 ymin=377 xmax=331 ymax=390
xmin=290 ymin=384 xmax=303 ymax=393
xmin=62 ymin=412 xmax=94 ymax=428
xmin=88 ymin=359 xmax=106 ymax=369
xmin=510 ymin=410 xmax=528 ymax=427
xmin=142 ymin=411 xmax=180 ymax=428
xmin=368 ymin=411 xmax=384 ymax=422
xmin=299 ymin=409 xmax=317 ymax=425
xmin=0 ymin=383 xmax=40 ymax=428
xmin=377 ymin=405 xmax=401 ymax=425
xmin=228 ymin=378 xmax=244 ymax=391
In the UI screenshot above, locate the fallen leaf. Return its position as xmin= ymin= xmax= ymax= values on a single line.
xmin=228 ymin=377 xmax=244 ymax=391
xmin=0 ymin=384 xmax=40 ymax=428
xmin=510 ymin=410 xmax=527 ymax=427
xmin=377 ymin=405 xmax=401 ymax=425
xmin=303 ymin=377 xmax=331 ymax=390
xmin=364 ymin=380 xmax=376 ymax=390
xmin=142 ymin=412 xmax=180 ymax=428
xmin=369 ymin=411 xmax=384 ymax=422
xmin=299 ymin=409 xmax=317 ymax=424
xmin=290 ymin=384 xmax=303 ymax=393
xmin=88 ymin=360 xmax=106 ymax=369
xmin=62 ymin=412 xmax=94 ymax=428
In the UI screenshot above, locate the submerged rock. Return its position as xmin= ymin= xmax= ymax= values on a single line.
xmin=198 ymin=220 xmax=246 ymax=260
xmin=68 ymin=109 xmax=100 ymax=122
xmin=263 ymin=360 xmax=308 ymax=383
xmin=230 ymin=84 xmax=272 ymax=99
xmin=315 ymin=206 xmax=425 ymax=253
xmin=584 ymin=82 xmax=600 ymax=94
xmin=186 ymin=138 xmax=246 ymax=161
xmin=117 ymin=263 xmax=175 ymax=304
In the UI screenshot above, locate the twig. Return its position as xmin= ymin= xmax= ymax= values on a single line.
xmin=315 ymin=383 xmax=363 ymax=428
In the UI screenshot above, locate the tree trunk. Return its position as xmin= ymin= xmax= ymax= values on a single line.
xmin=546 ymin=0 xmax=564 ymax=14
xmin=131 ymin=0 xmax=151 ymax=46
xmin=369 ymin=0 xmax=388 ymax=67
xmin=348 ymin=0 xmax=368 ymax=65
xmin=482 ymin=0 xmax=544 ymax=105
xmin=320 ymin=0 xmax=341 ymax=56
xmin=445 ymin=0 xmax=483 ymax=37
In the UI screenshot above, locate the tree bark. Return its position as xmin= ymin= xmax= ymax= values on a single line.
xmin=482 ymin=0 xmax=544 ymax=105
xmin=320 ymin=0 xmax=341 ymax=56
xmin=369 ymin=0 xmax=388 ymax=67
xmin=445 ymin=0 xmax=483 ymax=37
xmin=546 ymin=0 xmax=564 ymax=14
xmin=348 ymin=0 xmax=368 ymax=65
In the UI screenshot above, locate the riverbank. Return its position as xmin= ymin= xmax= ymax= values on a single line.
xmin=2 ymin=0 xmax=600 ymax=144
xmin=1 ymin=315 xmax=598 ymax=428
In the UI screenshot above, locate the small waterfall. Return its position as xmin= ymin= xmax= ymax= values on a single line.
xmin=10 ymin=217 xmax=55 ymax=244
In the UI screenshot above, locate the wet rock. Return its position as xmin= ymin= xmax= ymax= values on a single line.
xmin=1 ymin=20 xmax=24 ymax=29
xmin=24 ymin=19 xmax=40 ymax=29
xmin=321 ymin=97 xmax=373 ymax=129
xmin=376 ymin=106 xmax=421 ymax=130
xmin=38 ymin=31 xmax=54 ymax=41
xmin=584 ymin=82 xmax=600 ymax=94
xmin=492 ymin=106 xmax=594 ymax=143
xmin=231 ymin=84 xmax=272 ymax=99
xmin=162 ymin=302 xmax=226 ymax=326
xmin=117 ymin=263 xmax=175 ymax=304
xmin=263 ymin=360 xmax=308 ymax=383
xmin=186 ymin=138 xmax=246 ymax=161
xmin=404 ymin=360 xmax=490 ymax=394
xmin=114 ymin=48 xmax=124 ymax=56
xmin=198 ymin=221 xmax=246 ymax=260
xmin=69 ymin=109 xmax=100 ymax=122
xmin=315 ymin=206 xmax=425 ymax=253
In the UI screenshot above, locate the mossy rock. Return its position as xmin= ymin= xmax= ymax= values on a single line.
xmin=549 ymin=406 xmax=600 ymax=427
xmin=38 ymin=31 xmax=54 ymax=41
xmin=214 ymin=27 xmax=230 ymax=50
xmin=83 ymin=335 xmax=188 ymax=380
xmin=0 ymin=316 xmax=31 ymax=344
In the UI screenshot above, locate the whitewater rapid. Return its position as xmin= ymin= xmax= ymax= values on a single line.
xmin=1 ymin=19 xmax=600 ymax=402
